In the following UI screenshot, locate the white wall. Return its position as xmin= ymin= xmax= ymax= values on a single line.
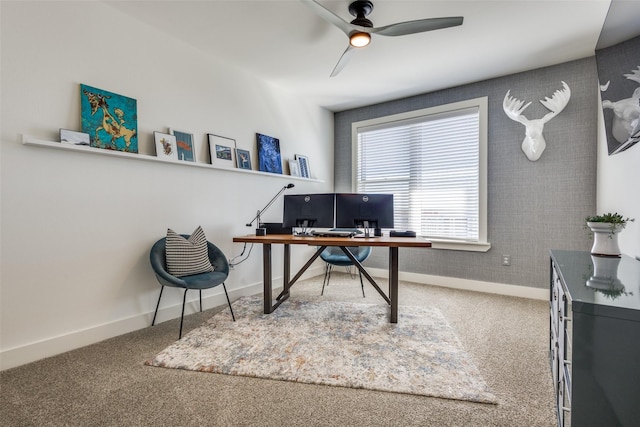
xmin=0 ymin=1 xmax=333 ymax=369
xmin=596 ymin=94 xmax=640 ymax=258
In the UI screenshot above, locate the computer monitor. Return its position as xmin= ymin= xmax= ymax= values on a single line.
xmin=282 ymin=193 xmax=335 ymax=229
xmin=335 ymin=193 xmax=394 ymax=230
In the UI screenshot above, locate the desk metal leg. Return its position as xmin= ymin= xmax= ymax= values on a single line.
xmin=282 ymin=244 xmax=291 ymax=297
xmin=389 ymin=247 xmax=399 ymax=323
xmin=263 ymin=243 xmax=272 ymax=314
xmin=338 ymin=247 xmax=390 ymax=305
xmin=275 ymin=246 xmax=326 ymax=301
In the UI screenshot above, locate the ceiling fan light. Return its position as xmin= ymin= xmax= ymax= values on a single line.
xmin=350 ymin=32 xmax=371 ymax=48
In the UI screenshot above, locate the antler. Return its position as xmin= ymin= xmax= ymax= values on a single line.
xmin=623 ymin=66 xmax=640 ymax=84
xmin=540 ymin=81 xmax=571 ymax=123
xmin=503 ymin=91 xmax=532 ymax=125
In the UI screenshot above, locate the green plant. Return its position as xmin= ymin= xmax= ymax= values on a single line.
xmin=596 ymin=285 xmax=633 ymax=300
xmin=585 ymin=212 xmax=635 ymax=234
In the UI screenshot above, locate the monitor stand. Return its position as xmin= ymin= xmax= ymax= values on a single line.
xmin=360 ymin=221 xmax=382 ymax=238
xmin=293 ymin=220 xmax=314 ymax=236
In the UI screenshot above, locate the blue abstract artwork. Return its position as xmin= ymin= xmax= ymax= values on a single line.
xmin=256 ymin=133 xmax=282 ymax=174
xmin=80 ymin=84 xmax=138 ymax=153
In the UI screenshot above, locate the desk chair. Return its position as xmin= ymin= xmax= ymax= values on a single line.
xmin=149 ymin=236 xmax=235 ymax=339
xmin=320 ymin=246 xmax=371 ymax=297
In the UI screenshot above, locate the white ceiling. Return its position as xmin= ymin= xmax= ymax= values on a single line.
xmin=106 ymin=0 xmax=640 ymax=112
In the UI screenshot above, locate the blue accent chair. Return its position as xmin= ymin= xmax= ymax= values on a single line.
xmin=149 ymin=236 xmax=235 ymax=339
xmin=320 ymin=246 xmax=372 ymax=297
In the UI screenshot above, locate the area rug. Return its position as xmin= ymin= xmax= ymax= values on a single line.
xmin=145 ymin=296 xmax=497 ymax=404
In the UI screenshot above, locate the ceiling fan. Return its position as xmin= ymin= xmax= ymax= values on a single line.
xmin=302 ymin=0 xmax=463 ymax=77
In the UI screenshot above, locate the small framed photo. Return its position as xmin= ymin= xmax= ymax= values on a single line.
xmin=235 ymin=148 xmax=252 ymax=170
xmin=296 ymin=154 xmax=310 ymax=178
xmin=289 ymin=159 xmax=300 ymax=177
xmin=208 ymin=134 xmax=236 ymax=168
xmin=169 ymin=128 xmax=196 ymax=162
xmin=60 ymin=129 xmax=90 ymax=146
xmin=154 ymin=131 xmax=178 ymax=161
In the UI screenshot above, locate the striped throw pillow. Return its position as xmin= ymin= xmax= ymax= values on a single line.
xmin=165 ymin=226 xmax=214 ymax=277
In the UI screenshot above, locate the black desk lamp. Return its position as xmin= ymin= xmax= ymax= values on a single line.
xmin=246 ymin=183 xmax=295 ymax=236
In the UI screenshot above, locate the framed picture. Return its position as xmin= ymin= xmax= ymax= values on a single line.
xmin=60 ymin=129 xmax=90 ymax=146
xmin=169 ymin=128 xmax=196 ymax=162
xmin=289 ymin=159 xmax=300 ymax=177
xmin=208 ymin=134 xmax=236 ymax=168
xmin=296 ymin=154 xmax=310 ymax=178
xmin=154 ymin=132 xmax=178 ymax=161
xmin=235 ymin=148 xmax=252 ymax=170
xmin=80 ymin=84 xmax=138 ymax=153
xmin=256 ymin=133 xmax=282 ymax=174
xmin=595 ymin=37 xmax=640 ymax=155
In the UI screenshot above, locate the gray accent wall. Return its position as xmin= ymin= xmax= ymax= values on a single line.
xmin=334 ymin=58 xmax=598 ymax=289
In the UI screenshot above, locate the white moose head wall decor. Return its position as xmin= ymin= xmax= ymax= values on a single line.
xmin=503 ymin=81 xmax=571 ymax=161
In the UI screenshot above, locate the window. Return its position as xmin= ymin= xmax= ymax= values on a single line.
xmin=352 ymin=97 xmax=489 ymax=251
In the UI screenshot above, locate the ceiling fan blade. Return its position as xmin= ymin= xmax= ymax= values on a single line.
xmin=371 ymin=16 xmax=463 ymax=37
xmin=330 ymin=45 xmax=356 ymax=77
xmin=302 ymin=0 xmax=355 ymax=37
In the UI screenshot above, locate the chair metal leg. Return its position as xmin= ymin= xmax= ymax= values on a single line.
xmin=199 ymin=289 xmax=203 ymax=312
xmin=179 ymin=288 xmax=188 ymax=339
xmin=222 ymin=283 xmax=236 ymax=321
xmin=321 ymin=263 xmax=332 ymax=295
xmin=346 ymin=265 xmax=356 ymax=279
xmin=151 ymin=286 xmax=165 ymax=326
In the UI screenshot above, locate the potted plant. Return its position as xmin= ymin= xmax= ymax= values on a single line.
xmin=585 ymin=212 xmax=635 ymax=256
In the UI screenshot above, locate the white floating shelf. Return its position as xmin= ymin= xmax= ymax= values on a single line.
xmin=21 ymin=135 xmax=324 ymax=183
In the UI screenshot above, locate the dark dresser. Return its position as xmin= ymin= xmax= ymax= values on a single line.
xmin=549 ymin=250 xmax=640 ymax=427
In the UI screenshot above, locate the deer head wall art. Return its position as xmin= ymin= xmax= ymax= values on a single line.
xmin=503 ymin=81 xmax=571 ymax=161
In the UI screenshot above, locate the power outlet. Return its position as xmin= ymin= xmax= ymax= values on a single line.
xmin=502 ymin=255 xmax=511 ymax=266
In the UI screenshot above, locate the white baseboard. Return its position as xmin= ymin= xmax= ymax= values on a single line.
xmin=0 ymin=266 xmax=545 ymax=371
xmin=0 ymin=282 xmax=263 ymax=371
xmin=366 ymin=267 xmax=549 ymax=300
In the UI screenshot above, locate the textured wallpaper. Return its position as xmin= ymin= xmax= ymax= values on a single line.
xmin=334 ymin=57 xmax=598 ymax=289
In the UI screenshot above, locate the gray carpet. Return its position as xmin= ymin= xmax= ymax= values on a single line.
xmin=0 ymin=273 xmax=556 ymax=426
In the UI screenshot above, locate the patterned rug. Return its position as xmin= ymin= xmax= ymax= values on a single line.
xmin=145 ymin=296 xmax=497 ymax=404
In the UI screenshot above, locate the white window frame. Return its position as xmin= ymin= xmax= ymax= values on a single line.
xmin=351 ymin=97 xmax=490 ymax=252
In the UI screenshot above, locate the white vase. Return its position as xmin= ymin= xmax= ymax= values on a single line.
xmin=586 ymin=255 xmax=623 ymax=290
xmin=587 ymin=221 xmax=622 ymax=257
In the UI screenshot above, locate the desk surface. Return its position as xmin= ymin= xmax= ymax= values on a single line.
xmin=233 ymin=234 xmax=432 ymax=248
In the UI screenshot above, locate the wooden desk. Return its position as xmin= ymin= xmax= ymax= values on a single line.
xmin=232 ymin=234 xmax=432 ymax=322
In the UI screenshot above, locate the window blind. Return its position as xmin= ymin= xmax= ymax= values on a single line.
xmin=356 ymin=107 xmax=480 ymax=241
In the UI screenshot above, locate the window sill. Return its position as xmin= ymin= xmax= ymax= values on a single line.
xmin=427 ymin=239 xmax=491 ymax=252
